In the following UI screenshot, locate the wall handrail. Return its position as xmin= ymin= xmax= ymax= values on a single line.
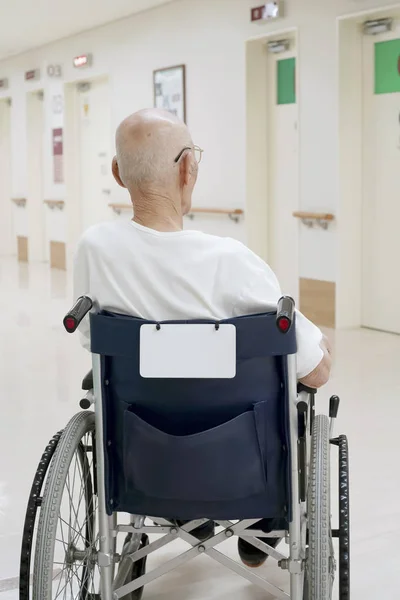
xmin=11 ymin=198 xmax=27 ymax=207
xmin=44 ymin=200 xmax=65 ymax=210
xmin=187 ymin=208 xmax=244 ymax=223
xmin=293 ymin=211 xmax=335 ymax=230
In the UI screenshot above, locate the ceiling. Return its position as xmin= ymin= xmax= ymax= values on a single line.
xmin=0 ymin=0 xmax=173 ymax=61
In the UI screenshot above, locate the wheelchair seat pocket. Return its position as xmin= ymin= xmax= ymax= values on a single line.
xmin=123 ymin=406 xmax=268 ymax=502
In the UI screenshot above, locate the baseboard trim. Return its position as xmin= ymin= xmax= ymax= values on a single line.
xmin=50 ymin=241 xmax=66 ymax=270
xmin=17 ymin=236 xmax=28 ymax=262
xmin=300 ymin=278 xmax=336 ymax=328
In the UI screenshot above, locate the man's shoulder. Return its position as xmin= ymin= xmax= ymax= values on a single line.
xmin=78 ymin=220 xmax=129 ymax=247
xmin=192 ymin=231 xmax=250 ymax=255
xmin=216 ymin=236 xmax=263 ymax=265
xmin=192 ymin=233 xmax=269 ymax=280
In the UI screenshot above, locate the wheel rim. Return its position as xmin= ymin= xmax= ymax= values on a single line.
xmin=19 ymin=431 xmax=63 ymax=600
xmin=51 ymin=432 xmax=100 ymax=599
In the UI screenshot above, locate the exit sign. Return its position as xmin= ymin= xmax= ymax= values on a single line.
xmin=251 ymin=1 xmax=284 ymax=23
xmin=73 ymin=54 xmax=92 ymax=68
xmin=25 ymin=69 xmax=40 ymax=81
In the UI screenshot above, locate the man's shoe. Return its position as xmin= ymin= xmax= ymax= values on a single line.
xmin=238 ymin=536 xmax=280 ymax=568
xmin=176 ymin=520 xmax=215 ymax=541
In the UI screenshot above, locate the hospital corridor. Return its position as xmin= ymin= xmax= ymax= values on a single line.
xmin=0 ymin=1 xmax=400 ymax=599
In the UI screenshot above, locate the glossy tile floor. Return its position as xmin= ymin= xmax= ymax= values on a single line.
xmin=0 ymin=256 xmax=399 ymax=599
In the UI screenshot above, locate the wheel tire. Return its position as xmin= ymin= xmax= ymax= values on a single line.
xmin=19 ymin=431 xmax=63 ymax=600
xmin=306 ymin=415 xmax=334 ymax=600
xmin=338 ymin=435 xmax=350 ymax=600
xmin=33 ymin=411 xmax=97 ymax=599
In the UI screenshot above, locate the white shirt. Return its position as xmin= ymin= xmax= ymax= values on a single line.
xmin=74 ymin=220 xmax=323 ymax=378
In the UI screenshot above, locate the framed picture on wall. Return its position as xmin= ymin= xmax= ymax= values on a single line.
xmin=153 ymin=64 xmax=186 ymax=122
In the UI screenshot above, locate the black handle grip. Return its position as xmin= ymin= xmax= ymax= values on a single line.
xmin=276 ymin=296 xmax=295 ymax=333
xmin=63 ymin=296 xmax=93 ymax=333
xmin=329 ymin=395 xmax=340 ymax=419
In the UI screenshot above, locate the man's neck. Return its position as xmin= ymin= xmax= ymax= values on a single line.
xmin=131 ymin=189 xmax=183 ymax=232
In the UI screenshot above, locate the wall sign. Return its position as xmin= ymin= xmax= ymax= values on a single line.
xmin=153 ymin=64 xmax=186 ymax=122
xmin=251 ymin=1 xmax=284 ymax=22
xmin=73 ymin=54 xmax=93 ymax=68
xmin=0 ymin=78 xmax=8 ymax=90
xmin=25 ymin=69 xmax=40 ymax=81
xmin=52 ymin=94 xmax=64 ymax=115
xmin=52 ymin=128 xmax=64 ymax=183
xmin=47 ymin=64 xmax=62 ymax=78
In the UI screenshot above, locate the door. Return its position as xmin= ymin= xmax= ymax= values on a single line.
xmin=27 ymin=90 xmax=46 ymax=262
xmin=267 ymin=48 xmax=299 ymax=301
xmin=362 ymin=25 xmax=400 ymax=333
xmin=77 ymin=78 xmax=112 ymax=231
xmin=0 ymin=99 xmax=13 ymax=256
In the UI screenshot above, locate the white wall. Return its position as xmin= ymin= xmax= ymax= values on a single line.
xmin=0 ymin=99 xmax=13 ymax=255
xmin=0 ymin=0 xmax=397 ymax=278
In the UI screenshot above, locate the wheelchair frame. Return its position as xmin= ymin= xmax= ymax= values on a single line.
xmin=21 ymin=295 xmax=350 ymax=600
xmin=91 ymin=350 xmax=308 ymax=600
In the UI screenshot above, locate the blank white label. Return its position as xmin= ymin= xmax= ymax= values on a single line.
xmin=140 ymin=324 xmax=236 ymax=379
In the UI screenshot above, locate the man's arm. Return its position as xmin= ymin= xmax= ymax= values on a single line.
xmin=229 ymin=243 xmax=332 ymax=387
xmin=299 ymin=335 xmax=332 ymax=389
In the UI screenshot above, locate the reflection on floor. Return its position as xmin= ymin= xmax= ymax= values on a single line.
xmin=0 ymin=257 xmax=399 ymax=599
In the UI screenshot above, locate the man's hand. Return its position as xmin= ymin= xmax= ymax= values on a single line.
xmin=299 ymin=335 xmax=332 ymax=389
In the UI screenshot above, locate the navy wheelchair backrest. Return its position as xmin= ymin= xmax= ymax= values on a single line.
xmin=90 ymin=311 xmax=297 ymax=521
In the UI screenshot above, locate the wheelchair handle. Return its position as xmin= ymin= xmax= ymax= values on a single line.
xmin=276 ymin=296 xmax=295 ymax=333
xmin=63 ymin=295 xmax=93 ymax=333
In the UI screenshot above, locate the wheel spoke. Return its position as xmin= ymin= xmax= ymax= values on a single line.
xmin=59 ymin=516 xmax=86 ymax=545
xmin=59 ymin=516 xmax=67 ymax=549
xmin=66 ymin=456 xmax=85 ymax=539
xmin=68 ymin=570 xmax=74 ymax=599
xmin=67 ymin=451 xmax=80 ymax=545
xmin=53 ymin=565 xmax=66 ymax=582
xmin=71 ymin=467 xmax=96 ymax=549
xmin=70 ymin=454 xmax=93 ymax=547
xmin=54 ymin=568 xmax=70 ymax=599
xmin=71 ymin=494 xmax=97 ymax=550
xmin=54 ymin=560 xmax=68 ymax=597
xmin=73 ymin=454 xmax=93 ymax=522
xmin=55 ymin=562 xmax=81 ymax=599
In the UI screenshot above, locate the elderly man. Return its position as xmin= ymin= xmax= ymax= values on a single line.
xmin=74 ymin=108 xmax=331 ymax=567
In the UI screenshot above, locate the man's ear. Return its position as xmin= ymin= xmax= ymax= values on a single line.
xmin=112 ymin=157 xmax=126 ymax=188
xmin=180 ymin=153 xmax=194 ymax=187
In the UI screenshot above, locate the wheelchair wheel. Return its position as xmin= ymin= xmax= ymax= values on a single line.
xmin=306 ymin=415 xmax=335 ymax=600
xmin=32 ymin=411 xmax=101 ymax=599
xmin=20 ymin=431 xmax=63 ymax=600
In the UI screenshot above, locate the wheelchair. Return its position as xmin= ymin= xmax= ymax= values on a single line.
xmin=20 ymin=295 xmax=350 ymax=600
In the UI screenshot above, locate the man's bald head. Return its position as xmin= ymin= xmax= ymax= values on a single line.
xmin=114 ymin=108 xmax=193 ymax=189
